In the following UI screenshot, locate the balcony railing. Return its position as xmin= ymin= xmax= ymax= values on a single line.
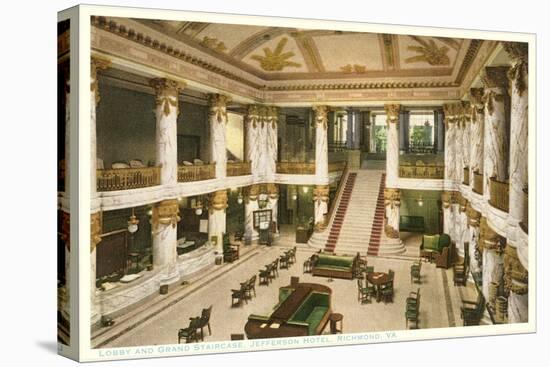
xmin=463 ymin=167 xmax=470 ymax=186
xmin=520 ymin=187 xmax=528 ymax=233
xmin=473 ymin=171 xmax=484 ymax=195
xmin=398 ymin=162 xmax=444 ymax=179
xmin=489 ymin=177 xmax=510 ymax=212
xmin=227 ymin=162 xmax=251 ymax=177
xmin=178 ymin=164 xmax=215 ymax=183
xmin=328 ymin=161 xmax=347 ymax=173
xmin=97 ymin=167 xmax=161 ymax=191
xmin=276 ymin=162 xmax=316 ymax=175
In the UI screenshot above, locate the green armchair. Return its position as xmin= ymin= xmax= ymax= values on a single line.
xmin=420 ymin=233 xmax=451 ymax=262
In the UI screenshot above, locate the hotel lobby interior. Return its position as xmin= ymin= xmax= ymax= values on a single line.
xmin=57 ymin=16 xmax=530 ymax=346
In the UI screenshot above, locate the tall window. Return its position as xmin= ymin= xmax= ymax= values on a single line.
xmin=372 ymin=113 xmax=387 ymax=153
xmin=408 ymin=112 xmax=435 ymax=153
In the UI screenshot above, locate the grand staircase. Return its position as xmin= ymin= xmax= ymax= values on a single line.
xmin=309 ymin=169 xmax=386 ymax=255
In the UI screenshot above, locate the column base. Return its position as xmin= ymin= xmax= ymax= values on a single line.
xmin=159 ymin=265 xmax=181 ymax=286
xmin=378 ymin=236 xmax=406 ymax=255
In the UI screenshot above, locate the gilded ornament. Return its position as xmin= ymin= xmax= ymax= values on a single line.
xmin=250 ymin=37 xmax=302 ymax=71
xmin=313 ymin=105 xmax=329 ymax=130
xmin=465 ymin=202 xmax=481 ymax=227
xmin=209 ymin=190 xmax=228 ymax=213
xmin=152 ymin=199 xmax=181 ymax=229
xmin=90 ymin=211 xmax=103 ymax=252
xmin=503 ymin=42 xmax=528 ymax=97
xmin=266 ymin=183 xmax=279 ymax=199
xmin=384 ymin=104 xmax=400 ymax=124
xmin=313 ymin=185 xmax=329 ymax=203
xmin=503 ymin=245 xmax=528 ymax=295
xmin=200 ymin=36 xmax=227 ymax=53
xmin=405 ymin=37 xmax=450 ymax=66
xmin=245 ymin=184 xmax=260 ymax=202
xmin=469 ymin=88 xmax=485 ymax=120
xmin=149 ymin=78 xmax=184 ymax=117
xmin=90 ymin=56 xmax=111 ymax=105
xmin=208 ymin=94 xmax=231 ymax=124
xmin=266 ymin=106 xmax=279 ymax=129
xmin=479 ymin=217 xmax=505 ymax=252
xmin=246 ymin=105 xmax=260 ymax=129
xmin=340 ymin=64 xmax=367 ymax=74
xmin=384 ymin=188 xmax=400 ymax=208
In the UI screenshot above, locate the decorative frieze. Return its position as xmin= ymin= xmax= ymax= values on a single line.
xmin=152 ymin=199 xmax=180 ymax=229
xmin=90 ymin=211 xmax=103 ymax=252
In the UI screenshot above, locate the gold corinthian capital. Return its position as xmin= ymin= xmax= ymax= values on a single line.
xmin=149 ymin=78 xmax=185 ymax=117
xmin=384 ymin=104 xmax=400 ymax=124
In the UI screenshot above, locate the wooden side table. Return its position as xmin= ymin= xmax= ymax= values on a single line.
xmin=329 ymin=313 xmax=343 ymax=334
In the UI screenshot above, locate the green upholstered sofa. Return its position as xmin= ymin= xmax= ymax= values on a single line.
xmin=420 ymin=233 xmax=451 ymax=262
xmin=311 ymin=253 xmax=357 ymax=279
xmin=287 ymin=292 xmax=331 ymax=335
xmin=400 ymin=215 xmax=425 ymax=233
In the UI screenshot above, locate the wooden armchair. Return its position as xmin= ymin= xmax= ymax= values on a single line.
xmin=460 ymin=293 xmax=485 ymax=326
xmin=279 ymin=253 xmax=290 ymax=269
xmin=406 ymin=290 xmax=421 ymax=329
xmin=178 ymin=317 xmax=201 ymax=343
xmin=434 ymin=242 xmax=456 ymax=269
xmin=410 ymin=261 xmax=422 ymax=284
xmin=196 ymin=305 xmax=212 ymax=341
xmin=357 ymin=278 xmax=369 ymax=303
xmin=259 ymin=267 xmax=271 ymax=285
xmin=270 ymin=258 xmax=279 ymax=278
xmin=231 ymin=285 xmax=248 ymax=307
xmin=453 ymin=253 xmax=470 ymax=286
xmin=241 ymin=275 xmax=256 ymax=299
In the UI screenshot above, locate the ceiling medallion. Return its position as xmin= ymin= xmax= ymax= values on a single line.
xmin=406 ymin=37 xmax=450 ymax=66
xmin=250 ymin=37 xmax=302 ymax=71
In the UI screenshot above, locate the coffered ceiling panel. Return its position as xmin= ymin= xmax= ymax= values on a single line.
xmin=314 ymin=33 xmax=383 ymax=72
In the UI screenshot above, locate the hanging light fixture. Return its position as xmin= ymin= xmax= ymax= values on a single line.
xmin=195 ymin=196 xmax=203 ymax=216
xmin=302 ymin=186 xmax=309 ymax=194
xmin=416 ymin=196 xmax=424 ymax=207
xmin=127 ymin=208 xmax=139 ymax=234
xmin=237 ymin=192 xmax=243 ymax=204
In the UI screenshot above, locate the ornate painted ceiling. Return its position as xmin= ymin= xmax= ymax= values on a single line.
xmin=135 ymin=20 xmax=474 ymax=83
xmin=91 ymin=16 xmax=499 ymax=103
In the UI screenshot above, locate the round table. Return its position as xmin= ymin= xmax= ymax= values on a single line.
xmin=366 ymin=272 xmax=390 ymax=302
xmin=329 ymin=313 xmax=343 ymax=334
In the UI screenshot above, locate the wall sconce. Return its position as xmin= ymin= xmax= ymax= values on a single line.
xmin=292 ymin=193 xmax=298 ymax=201
xmin=416 ymin=196 xmax=424 ymax=207
xmin=127 ymin=208 xmax=139 ymax=234
xmin=237 ymin=192 xmax=243 ymax=204
xmin=195 ymin=196 xmax=204 ymax=216
xmin=302 ymin=186 xmax=309 ymax=194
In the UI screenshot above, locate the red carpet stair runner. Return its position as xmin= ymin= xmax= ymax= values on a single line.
xmin=366 ymin=173 xmax=386 ymax=256
xmin=323 ymin=173 xmax=357 ymax=253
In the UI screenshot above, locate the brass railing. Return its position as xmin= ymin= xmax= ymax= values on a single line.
xmin=398 ymin=163 xmax=444 ymax=179
xmin=226 ymin=162 xmax=251 ymax=177
xmin=473 ymin=171 xmax=484 ymax=195
xmin=328 ymin=160 xmax=347 ymax=173
xmin=520 ymin=187 xmax=528 ymax=233
xmin=97 ymin=166 xmax=161 ymax=191
xmin=463 ymin=167 xmax=470 ymax=186
xmin=489 ymin=177 xmax=510 ymax=212
xmin=276 ymin=162 xmax=316 ymax=175
xmin=178 ymin=164 xmax=215 ymax=183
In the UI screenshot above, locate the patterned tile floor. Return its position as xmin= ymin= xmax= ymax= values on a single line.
xmin=100 ymin=234 xmax=467 ymax=348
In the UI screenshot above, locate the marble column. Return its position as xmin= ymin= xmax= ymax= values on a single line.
xmin=244 ymin=185 xmax=260 ymax=242
xmin=313 ymin=185 xmax=329 ymax=230
xmin=504 ymin=43 xmax=529 ymax=235
xmin=266 ymin=183 xmax=279 ymax=234
xmin=313 ymin=106 xmax=329 ymax=183
xmin=443 ymin=103 xmax=459 ymax=183
xmin=59 ymin=211 xmax=71 ymax=321
xmin=150 ymin=78 xmax=184 ymax=186
xmin=504 ymin=245 xmax=529 ymax=323
xmin=90 ymin=57 xmax=110 ymax=199
xmin=480 ymin=218 xmax=505 ymax=303
xmin=455 ymin=107 xmax=465 ymax=184
xmin=266 ymin=107 xmax=279 ymax=182
xmin=208 ymin=190 xmax=228 ymax=254
xmin=152 ymin=199 xmax=180 ymax=284
xmin=90 ymin=212 xmax=102 ymax=324
xmin=353 ymin=111 xmax=361 ymax=150
xmin=383 ymin=188 xmax=401 ymax=239
xmin=461 ymin=102 xmax=471 ymax=182
xmin=245 ymin=105 xmax=261 ymax=181
xmin=466 ymin=203 xmax=482 ymax=277
xmin=90 ymin=58 xmax=109 ymax=325
xmin=441 ymin=191 xmax=453 ymax=236
xmin=258 ymin=106 xmax=269 ymax=180
xmin=482 ymin=66 xmax=511 ymax=196
xmin=346 ymin=109 xmax=353 ymax=150
xmin=208 ymin=94 xmax=231 ymax=179
xmin=384 ymin=104 xmax=400 ymax=188
xmin=469 ymin=88 xmax=485 ymax=184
